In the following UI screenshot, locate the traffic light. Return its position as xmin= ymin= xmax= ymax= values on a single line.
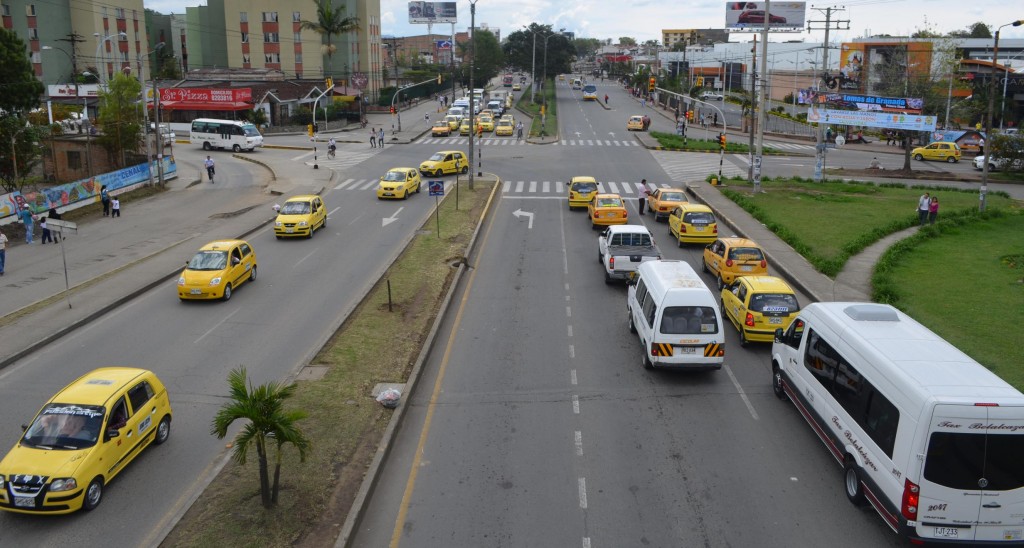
xmin=325 ymin=77 xmax=333 ymax=89
xmin=390 ymin=106 xmax=396 ymax=115
xmin=307 ymin=124 xmax=314 ymax=137
xmin=687 ymin=110 xmax=694 ymax=122
xmin=696 ymin=76 xmax=704 ymax=87
xmin=437 ymin=74 xmax=442 ymax=85
xmin=648 ymin=77 xmax=656 ymax=92
xmin=718 ymin=133 xmax=727 ymax=149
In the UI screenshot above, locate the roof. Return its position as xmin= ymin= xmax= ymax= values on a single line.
xmin=200 ymin=239 xmax=246 ymax=250
xmin=53 ymin=368 xmax=150 ymax=406
xmin=720 ymin=237 xmax=760 ymax=247
xmin=284 ymin=195 xmax=319 ymax=201
xmin=738 ymin=275 xmax=794 ymax=292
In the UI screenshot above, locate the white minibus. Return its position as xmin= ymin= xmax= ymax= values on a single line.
xmin=189 ymin=119 xmax=264 ymax=152
xmin=771 ymin=302 xmax=1024 ymax=545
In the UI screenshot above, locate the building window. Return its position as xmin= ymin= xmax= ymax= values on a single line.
xmin=292 ymin=11 xmax=301 ymax=22
xmin=115 ymin=7 xmax=124 ymax=19
xmin=2 ymin=4 xmax=10 ymax=16
xmin=241 ymin=32 xmax=248 ymax=43
xmin=26 ymin=3 xmax=35 ymax=15
xmin=262 ymin=11 xmax=277 ymax=22
xmin=263 ymin=32 xmax=279 ymax=43
xmin=264 ymin=52 xmax=280 ymax=63
xmin=295 ymin=53 xmax=302 ymax=63
xmin=294 ymin=31 xmax=301 ymax=42
xmin=243 ymin=54 xmax=251 ymax=64
xmin=67 ymin=151 xmax=82 ymax=170
xmin=239 ymin=12 xmax=247 ymax=23
xmin=31 ymin=51 xmax=41 ymax=63
xmin=27 ymin=28 xmax=38 ymax=40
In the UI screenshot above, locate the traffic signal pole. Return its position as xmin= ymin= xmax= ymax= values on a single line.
xmin=311 ymin=82 xmax=335 ymax=169
xmin=807 ymin=7 xmax=849 ymax=182
xmin=392 ymin=75 xmax=446 ymax=134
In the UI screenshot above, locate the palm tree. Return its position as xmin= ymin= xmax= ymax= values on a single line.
xmin=300 ymin=0 xmax=361 ymax=80
xmin=210 ymin=367 xmax=311 ymax=508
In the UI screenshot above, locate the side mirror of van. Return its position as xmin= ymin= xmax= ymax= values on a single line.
xmin=773 ymin=328 xmax=784 ymax=343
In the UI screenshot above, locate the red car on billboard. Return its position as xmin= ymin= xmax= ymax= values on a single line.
xmin=737 ymin=10 xmax=787 ymax=24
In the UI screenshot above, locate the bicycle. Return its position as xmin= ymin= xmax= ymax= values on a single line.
xmin=327 ymin=146 xmax=336 ymax=159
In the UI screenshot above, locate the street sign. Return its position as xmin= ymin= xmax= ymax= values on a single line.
xmin=46 ymin=219 xmax=78 ymax=234
xmin=428 ymin=180 xmax=445 ymax=196
xmin=834 ymin=135 xmax=846 ymax=147
xmin=352 ymin=72 xmax=368 ymax=89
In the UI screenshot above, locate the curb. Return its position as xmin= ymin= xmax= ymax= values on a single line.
xmin=232 ymin=152 xmax=277 ymax=181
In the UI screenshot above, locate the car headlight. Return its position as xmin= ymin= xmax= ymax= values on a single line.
xmin=49 ymin=477 xmax=77 ymax=492
xmin=177 ymin=276 xmax=186 ymax=286
xmin=210 ymin=277 xmax=222 ymax=286
xmin=298 ymin=221 xmax=308 ymax=227
xmin=274 ymin=221 xmax=283 ymax=227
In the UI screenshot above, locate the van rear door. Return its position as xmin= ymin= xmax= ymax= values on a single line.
xmin=918 ymin=404 xmax=1024 ymax=543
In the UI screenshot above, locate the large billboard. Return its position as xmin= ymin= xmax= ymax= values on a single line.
xmin=797 ymin=90 xmax=924 ymax=114
xmin=807 ymin=107 xmax=937 ymax=132
xmin=725 ymin=2 xmax=806 ymax=31
xmin=408 ymin=2 xmax=457 ymax=24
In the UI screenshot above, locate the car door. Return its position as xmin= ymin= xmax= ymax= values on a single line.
xmin=705 ymin=240 xmax=725 ymax=276
xmin=668 ymin=207 xmax=682 ymax=238
xmin=103 ymin=393 xmax=143 ymax=478
xmin=455 ymin=153 xmax=465 ymax=171
xmin=238 ymin=244 xmax=255 ymax=282
xmin=315 ymin=198 xmax=325 ymax=227
xmin=722 ymin=280 xmax=745 ymax=327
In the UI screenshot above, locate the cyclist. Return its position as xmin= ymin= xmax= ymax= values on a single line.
xmin=204 ymin=156 xmax=215 ymax=183
xmin=327 ymin=137 xmax=337 ymax=159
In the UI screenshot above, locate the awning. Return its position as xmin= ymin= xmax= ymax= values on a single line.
xmin=156 ymin=100 xmax=252 ymax=111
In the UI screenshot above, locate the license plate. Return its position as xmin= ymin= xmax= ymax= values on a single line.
xmin=285 ymin=228 xmax=294 ymax=233
xmin=769 ymin=317 xmax=783 ymax=324
xmin=13 ymin=496 xmax=35 ymax=508
xmin=680 ymin=347 xmax=696 ymax=354
xmin=693 ymin=226 xmax=705 ymax=232
xmin=741 ymin=265 xmax=753 ymax=271
xmin=383 ymin=192 xmax=394 ymax=196
xmin=190 ymin=289 xmax=202 ymax=295
xmin=934 ymin=527 xmax=959 ymax=539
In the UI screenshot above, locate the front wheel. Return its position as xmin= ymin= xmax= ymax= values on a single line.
xmin=222 ymin=283 xmax=232 ymax=301
xmin=83 ymin=478 xmax=104 ymax=511
xmin=914 ymin=153 xmax=924 ymax=161
xmin=844 ymin=461 xmax=867 ymax=506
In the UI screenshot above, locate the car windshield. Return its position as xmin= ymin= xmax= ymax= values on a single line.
xmin=428 ymin=153 xmax=446 ymax=162
xmin=660 ymin=306 xmax=719 ymax=334
xmin=630 ymin=117 xmax=643 ymax=122
xmin=188 ymin=250 xmax=228 ymax=270
xmin=573 ymin=182 xmax=598 ymax=193
xmin=683 ymin=211 xmax=715 ymax=225
xmin=596 ymin=197 xmax=623 ymax=208
xmin=21 ymin=403 xmax=105 ymax=450
xmin=242 ymin=124 xmax=261 ymax=137
xmin=383 ymin=171 xmax=407 ymax=182
xmin=748 ymin=293 xmax=800 ymax=313
xmin=281 ymin=202 xmax=311 ymax=215
xmin=728 ymin=247 xmax=765 ymax=261
xmin=660 ymin=192 xmax=685 ymax=202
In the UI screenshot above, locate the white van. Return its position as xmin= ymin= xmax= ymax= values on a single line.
xmin=447 ymin=106 xmax=466 ymax=119
xmin=626 ymin=260 xmax=725 ymax=371
xmin=771 ymin=302 xmax=1024 ymax=545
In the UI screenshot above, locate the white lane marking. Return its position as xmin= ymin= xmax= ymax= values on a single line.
xmin=359 ymin=180 xmax=378 ymax=190
xmin=568 ymin=344 xmax=575 ymax=359
xmin=294 ymin=249 xmax=318 ymax=267
xmin=596 ymin=140 xmax=603 ymax=146
xmin=724 ymin=363 xmax=760 ymax=421
xmin=515 ymin=180 xmax=524 ymax=193
xmin=334 ymin=178 xmax=356 ymax=190
xmin=328 ymin=206 xmax=341 ymax=218
xmin=608 ymin=182 xmax=620 ymax=194
xmin=564 ymin=283 xmax=570 ymax=291
xmin=291 ymin=150 xmax=315 ymax=161
xmin=583 ymin=538 xmax=591 ymax=548
xmin=566 ymin=306 xmax=571 ymax=318
xmin=575 ymin=430 xmax=583 ymax=456
xmin=578 ymin=477 xmax=588 ymax=508
xmin=567 ymin=325 xmax=573 ymax=338
xmin=572 ymin=395 xmax=580 ymax=414
xmin=502 ymin=179 xmax=511 ymax=192
xmin=529 ymin=180 xmax=537 ymax=193
xmin=542 ymin=181 xmax=550 ymax=193
xmin=570 ymin=369 xmax=577 ymax=385
xmin=194 ymin=308 xmax=241 ymax=345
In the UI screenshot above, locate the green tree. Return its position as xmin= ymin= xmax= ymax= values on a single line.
xmin=0 ymin=29 xmax=45 ymax=115
xmin=300 ymin=0 xmax=360 ymax=79
xmin=96 ymin=72 xmax=143 ymax=168
xmin=455 ymin=29 xmax=504 ymax=87
xmin=211 ymin=367 xmax=310 ymax=508
xmin=154 ymin=45 xmax=181 ymax=80
xmin=572 ymin=38 xmax=602 ymax=60
xmin=950 ymin=22 xmax=992 ymax=38
xmin=0 ymin=116 xmax=50 ymax=192
xmin=619 ymin=37 xmax=637 ymax=47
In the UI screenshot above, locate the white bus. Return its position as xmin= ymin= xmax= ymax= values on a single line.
xmin=189 ymin=119 xmax=264 ymax=152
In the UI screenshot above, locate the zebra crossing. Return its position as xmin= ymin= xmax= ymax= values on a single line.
xmin=329 ymin=177 xmax=663 ymax=197
xmin=765 ymin=141 xmax=816 ymax=152
xmin=292 ymin=145 xmax=382 ymax=170
xmin=414 ymin=136 xmax=642 ymax=147
xmin=652 ymin=151 xmax=748 ymax=183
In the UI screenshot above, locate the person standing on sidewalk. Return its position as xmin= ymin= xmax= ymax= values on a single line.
xmin=928 ymin=196 xmax=939 ymax=225
xmin=111 ymin=196 xmax=121 ymax=217
xmin=378 ymin=128 xmax=385 ymax=149
xmin=100 ymin=185 xmax=110 ymax=216
xmin=18 ymin=206 xmax=35 ymax=244
xmin=40 ymin=216 xmax=52 ymax=244
xmin=917 ymin=192 xmax=930 ymax=226
xmin=370 ymin=128 xmax=377 ymax=148
xmin=637 ymin=179 xmax=650 ymax=215
xmin=48 ymin=207 xmax=63 ymax=242
xmin=0 ymin=228 xmax=7 ymax=275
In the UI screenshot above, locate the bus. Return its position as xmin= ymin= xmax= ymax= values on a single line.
xmin=189 ymin=119 xmax=264 ymax=152
xmin=582 ymin=84 xmax=598 ymax=101
xmin=503 ymin=74 xmax=513 ymax=87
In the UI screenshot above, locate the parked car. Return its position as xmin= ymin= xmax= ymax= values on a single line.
xmin=911 ymin=142 xmax=960 ymax=163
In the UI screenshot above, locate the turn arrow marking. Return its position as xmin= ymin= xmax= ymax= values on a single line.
xmin=512 ymin=208 xmax=534 ymax=229
xmin=382 ymin=206 xmax=404 ymax=227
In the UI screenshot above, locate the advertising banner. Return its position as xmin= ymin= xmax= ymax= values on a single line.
xmin=838 ymin=43 xmax=865 ymax=91
xmin=797 ymin=90 xmax=923 ymax=113
xmin=48 ymin=84 xmax=101 ymax=98
xmin=725 ymin=2 xmax=806 ymax=31
xmin=807 ymin=107 xmax=937 ymax=132
xmin=159 ymin=88 xmax=252 ymax=103
xmin=409 ymin=1 xmax=457 ymax=24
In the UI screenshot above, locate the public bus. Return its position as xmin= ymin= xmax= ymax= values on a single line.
xmin=503 ymin=74 xmax=513 ymax=87
xmin=582 ymin=84 xmax=598 ymax=101
xmin=189 ymin=118 xmax=264 ymax=152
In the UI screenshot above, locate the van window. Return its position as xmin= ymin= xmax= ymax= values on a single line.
xmin=924 ymin=432 xmax=1024 ymax=491
xmin=660 ymin=306 xmax=719 ymax=334
xmin=781 ymin=318 xmax=804 ymax=349
xmin=641 ymin=292 xmax=657 ymax=328
xmin=635 ymin=278 xmax=649 ymax=306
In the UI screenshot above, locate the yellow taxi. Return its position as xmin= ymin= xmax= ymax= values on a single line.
xmin=627 ymin=115 xmax=646 ymax=131
xmin=513 ymin=83 xmax=522 ymax=91
xmin=702 ymin=237 xmax=768 ymax=289
xmin=495 ymin=119 xmax=514 ymax=136
xmin=587 ymin=194 xmax=628 ymax=229
xmin=459 ymin=119 xmax=472 ymax=135
xmin=479 ymin=109 xmax=494 ymax=119
xmin=274 ymin=195 xmax=326 ymax=239
xmin=178 ymin=239 xmax=257 ymax=300
xmin=911 ymin=141 xmax=961 ymax=163
xmin=646 ymin=187 xmax=688 ymax=221
xmin=504 ymin=95 xmax=513 ymax=110
xmin=378 ymin=167 xmax=421 ymax=199
xmin=431 ymin=121 xmax=452 ymax=137
xmin=567 ymin=176 xmax=600 ymax=210
xmin=558 ymin=75 xmax=566 ymax=81
xmin=419 ymin=150 xmax=468 ymax=177
xmin=0 ymin=368 xmax=172 ymax=514
xmin=667 ymin=203 xmax=718 ymax=246
xmin=720 ymin=276 xmax=800 ymax=346
xmin=501 ymin=114 xmax=514 ymax=125
xmin=444 ymin=114 xmax=462 ymax=131
xmin=478 ymin=116 xmax=495 ymax=132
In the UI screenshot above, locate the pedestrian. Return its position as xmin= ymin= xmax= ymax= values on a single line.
xmin=378 ymin=128 xmax=385 ymax=149
xmin=641 ymin=97 xmax=647 ymax=108
xmin=370 ymin=128 xmax=377 ymax=148
xmin=48 ymin=207 xmax=63 ymax=242
xmin=713 ymin=112 xmax=718 ymax=126
xmin=0 ymin=228 xmax=7 ymax=275
xmin=100 ymin=185 xmax=110 ymax=216
xmin=424 ymin=112 xmax=430 ymax=123
xmin=917 ymin=192 xmax=930 ymax=226
xmin=204 ymin=156 xmax=215 ymax=182
xmin=111 ymin=196 xmax=121 ymax=217
xmin=978 ymin=137 xmax=985 ymax=156
xmin=928 ymin=196 xmax=939 ymax=225
xmin=826 ymin=127 xmax=834 ymax=143
xmin=18 ymin=206 xmax=35 ymax=244
xmin=40 ymin=216 xmax=52 ymax=244
xmin=604 ymin=94 xmax=609 ymax=104
xmin=637 ymin=179 xmax=650 ymax=215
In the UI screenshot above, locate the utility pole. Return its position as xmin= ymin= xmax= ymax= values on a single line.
xmin=753 ymin=1 xmax=770 ymax=193
xmin=467 ymin=0 xmax=477 ymax=190
xmin=807 ymin=6 xmax=849 ymax=182
xmin=748 ymin=33 xmax=757 ymax=182
xmin=57 ymin=33 xmax=85 ymax=78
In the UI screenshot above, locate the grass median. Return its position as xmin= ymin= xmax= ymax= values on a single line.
xmin=650 ymin=130 xmax=777 ymax=154
xmin=516 ymin=79 xmax=557 ymax=138
xmin=163 ymin=179 xmax=496 ymax=548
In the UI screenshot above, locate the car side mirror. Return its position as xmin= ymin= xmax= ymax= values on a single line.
xmin=232 ymin=257 xmax=241 ymax=265
xmin=21 ymin=424 xmax=27 ymax=432
xmin=774 ymin=328 xmax=784 ymax=343
xmin=105 ymin=429 xmax=120 ymax=441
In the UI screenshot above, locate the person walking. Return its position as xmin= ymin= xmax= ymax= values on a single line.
xmin=111 ymin=196 xmax=121 ymax=217
xmin=0 ymin=228 xmax=7 ymax=275
xmin=604 ymin=94 xmax=609 ymax=104
xmin=204 ymin=156 xmax=215 ymax=183
xmin=18 ymin=206 xmax=35 ymax=244
xmin=917 ymin=192 xmax=930 ymax=226
xmin=978 ymin=137 xmax=985 ymax=157
xmin=100 ymin=185 xmax=110 ymax=216
xmin=370 ymin=128 xmax=377 ymax=148
xmin=40 ymin=216 xmax=52 ymax=244
xmin=48 ymin=207 xmax=63 ymax=242
xmin=928 ymin=196 xmax=939 ymax=225
xmin=637 ymin=179 xmax=650 ymax=215
xmin=378 ymin=128 xmax=385 ymax=149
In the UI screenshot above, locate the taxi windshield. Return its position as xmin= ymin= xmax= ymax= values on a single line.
xmin=281 ymin=202 xmax=311 ymax=215
xmin=188 ymin=250 xmax=228 ymax=271
xmin=383 ymin=171 xmax=407 ymax=182
xmin=573 ymin=182 xmax=598 ymax=193
xmin=660 ymin=192 xmax=685 ymax=202
xmin=596 ymin=197 xmax=623 ymax=208
xmin=22 ymin=404 xmax=105 ymax=450
xmin=429 ymin=153 xmax=446 ymax=161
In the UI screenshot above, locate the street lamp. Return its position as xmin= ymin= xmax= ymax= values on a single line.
xmin=467 ymin=0 xmax=479 ymax=190
xmin=981 ymin=19 xmax=1023 ymax=212
xmin=541 ymin=29 xmax=564 ymax=93
xmin=94 ymin=32 xmax=127 ymax=85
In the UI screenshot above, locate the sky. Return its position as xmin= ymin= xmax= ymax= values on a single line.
xmin=145 ymin=0 xmax=1024 ymax=44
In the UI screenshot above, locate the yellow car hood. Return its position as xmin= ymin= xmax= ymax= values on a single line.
xmin=1 ymin=443 xmax=90 ymax=478
xmin=180 ymin=268 xmax=223 ymax=286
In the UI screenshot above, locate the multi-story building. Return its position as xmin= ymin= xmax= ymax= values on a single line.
xmin=662 ymin=29 xmax=729 ymax=49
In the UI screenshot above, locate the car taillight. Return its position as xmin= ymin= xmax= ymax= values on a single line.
xmin=901 ymin=478 xmax=919 ymax=520
xmin=745 ymin=313 xmax=755 ymax=327
xmin=725 ymin=259 xmax=734 ymax=267
xmin=760 ymin=260 xmax=767 ymax=268
xmin=609 ymin=257 xmax=615 ymax=269
xmin=712 ymin=226 xmax=718 ymax=234
xmin=679 ymin=225 xmax=687 ymax=232
xmin=650 ymin=344 xmax=657 ymax=356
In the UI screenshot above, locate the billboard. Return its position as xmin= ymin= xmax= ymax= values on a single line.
xmin=839 ymin=43 xmax=865 ymax=91
xmin=409 ymin=2 xmax=457 ymax=24
xmin=725 ymin=2 xmax=806 ymax=31
xmin=797 ymin=90 xmax=924 ymax=114
xmin=807 ymin=107 xmax=937 ymax=132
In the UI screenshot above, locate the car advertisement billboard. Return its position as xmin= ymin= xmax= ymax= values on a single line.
xmin=408 ymin=1 xmax=457 ymax=24
xmin=725 ymin=2 xmax=806 ymax=31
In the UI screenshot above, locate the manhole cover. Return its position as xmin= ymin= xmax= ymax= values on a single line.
xmin=297 ymin=365 xmax=329 ymax=381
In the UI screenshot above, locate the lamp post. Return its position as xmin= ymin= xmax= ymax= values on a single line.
xmin=999 ymin=51 xmax=1024 ymax=131
xmin=540 ymin=28 xmax=564 ymax=135
xmin=93 ymin=32 xmax=126 ymax=85
xmin=981 ymin=19 xmax=1023 ymax=212
xmin=467 ymin=0 xmax=478 ymax=190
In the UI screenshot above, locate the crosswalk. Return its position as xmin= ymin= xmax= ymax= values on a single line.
xmin=292 ymin=145 xmax=382 ymax=170
xmin=329 ymin=177 xmax=660 ymax=196
xmin=765 ymin=141 xmax=816 ymax=152
xmin=652 ymin=151 xmax=748 ymax=183
xmin=414 ymin=136 xmax=642 ymax=147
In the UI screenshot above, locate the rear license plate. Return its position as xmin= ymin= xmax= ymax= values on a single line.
xmin=934 ymin=527 xmax=959 ymax=539
xmin=13 ymin=496 xmax=35 ymax=508
xmin=693 ymin=226 xmax=705 ymax=232
xmin=769 ymin=317 xmax=783 ymax=324
xmin=741 ymin=265 xmax=753 ymax=271
xmin=679 ymin=347 xmax=696 ymax=354
xmin=190 ymin=289 xmax=202 ymax=295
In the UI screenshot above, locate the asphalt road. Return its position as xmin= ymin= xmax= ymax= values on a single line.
xmin=351 ymin=81 xmax=905 ymax=547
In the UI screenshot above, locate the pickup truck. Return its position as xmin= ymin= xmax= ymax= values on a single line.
xmin=597 ymin=225 xmax=662 ymax=283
